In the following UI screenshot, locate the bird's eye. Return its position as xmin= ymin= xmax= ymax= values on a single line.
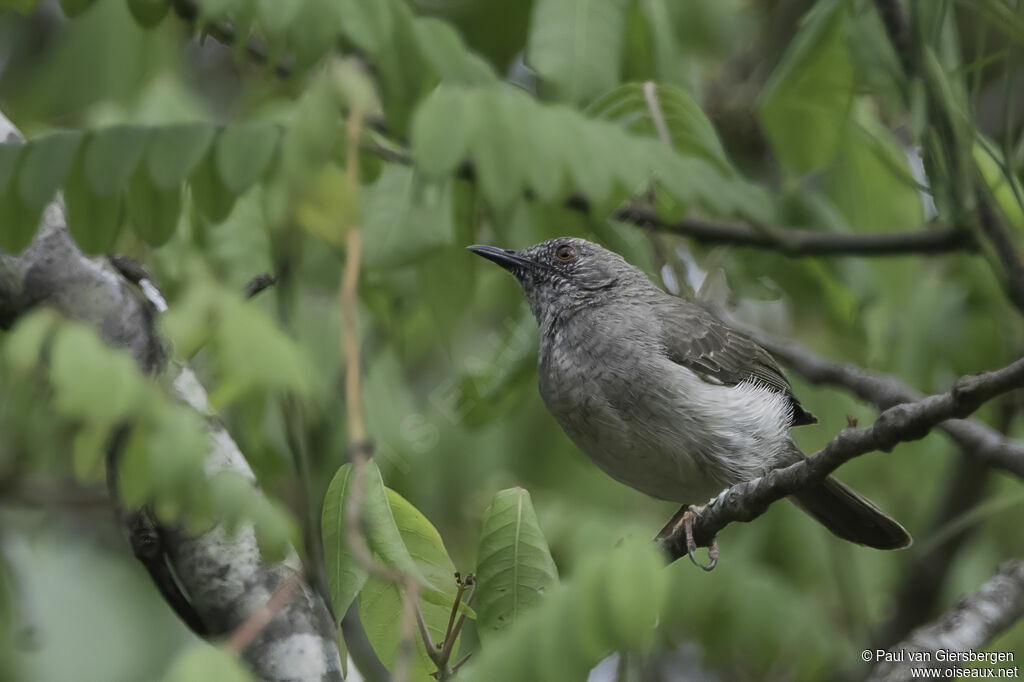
xmin=554 ymin=244 xmax=577 ymax=262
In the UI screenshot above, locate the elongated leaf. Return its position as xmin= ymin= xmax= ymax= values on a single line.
xmin=84 ymin=125 xmax=151 ymax=196
xmin=147 ymin=122 xmax=216 ymax=189
xmin=127 ymin=165 xmax=182 ymax=247
xmin=526 ymin=0 xmax=630 ymax=104
xmin=758 ymin=1 xmax=853 ymax=175
xmin=410 ymin=86 xmax=477 ymax=178
xmin=60 ymin=0 xmax=97 ymax=16
xmin=127 ymin=0 xmax=170 ymax=27
xmin=474 ymin=488 xmax=558 ymax=637
xmin=321 ymin=464 xmax=370 ymax=620
xmin=189 ymin=151 xmax=237 ymax=223
xmin=17 ymin=131 xmax=82 ymax=209
xmin=358 ymin=489 xmax=459 ymax=681
xmin=0 ymin=143 xmax=40 ymax=253
xmin=215 ymin=123 xmax=280 ymax=195
xmin=824 ymin=115 xmax=923 ymax=232
xmin=64 ymin=153 xmax=123 ymax=254
xmin=588 ymin=82 xmax=733 ymax=174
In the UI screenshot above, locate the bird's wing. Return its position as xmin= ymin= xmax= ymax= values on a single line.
xmin=657 ymin=299 xmax=817 ymax=426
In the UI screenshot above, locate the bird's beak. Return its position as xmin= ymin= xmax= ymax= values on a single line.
xmin=466 ymin=244 xmax=535 ymax=273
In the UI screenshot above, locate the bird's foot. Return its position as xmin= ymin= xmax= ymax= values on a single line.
xmin=656 ymin=504 xmax=718 ymax=571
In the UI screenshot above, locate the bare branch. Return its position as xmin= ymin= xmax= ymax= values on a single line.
xmin=660 ymin=354 xmax=1024 ymax=558
xmin=616 ymin=206 xmax=974 ymax=257
xmin=867 ymin=560 xmax=1024 ymax=682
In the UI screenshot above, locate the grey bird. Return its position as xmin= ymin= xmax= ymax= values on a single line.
xmin=468 ymin=237 xmax=911 ymax=556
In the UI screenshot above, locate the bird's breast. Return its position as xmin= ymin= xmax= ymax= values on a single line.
xmin=538 ymin=336 xmax=793 ymax=503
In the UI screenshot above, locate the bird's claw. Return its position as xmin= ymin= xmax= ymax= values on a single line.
xmin=656 ymin=504 xmax=720 ymax=571
xmin=682 ymin=505 xmax=718 ymax=571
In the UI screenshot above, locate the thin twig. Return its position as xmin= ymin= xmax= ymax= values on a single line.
xmin=338 ymin=108 xmax=426 ymax=682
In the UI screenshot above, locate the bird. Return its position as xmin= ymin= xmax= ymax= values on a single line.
xmin=468 ymin=237 xmax=911 ymax=565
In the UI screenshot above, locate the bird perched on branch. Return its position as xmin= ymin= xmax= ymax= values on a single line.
xmin=469 ymin=237 xmax=910 ymax=567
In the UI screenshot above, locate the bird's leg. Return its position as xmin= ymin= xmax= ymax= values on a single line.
xmin=656 ymin=504 xmax=719 ymax=571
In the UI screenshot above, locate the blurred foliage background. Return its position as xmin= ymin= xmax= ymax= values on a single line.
xmin=1 ymin=0 xmax=1023 ymax=680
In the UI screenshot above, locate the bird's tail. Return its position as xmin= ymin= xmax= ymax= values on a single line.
xmin=791 ymin=476 xmax=912 ymax=550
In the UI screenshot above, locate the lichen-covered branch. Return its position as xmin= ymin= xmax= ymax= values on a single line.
xmin=0 ymin=112 xmax=342 ymax=681
xmin=660 ymin=353 xmax=1024 ymax=559
xmin=866 ymin=560 xmax=1024 ymax=682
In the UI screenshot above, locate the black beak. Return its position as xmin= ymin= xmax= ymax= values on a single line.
xmin=466 ymin=244 xmax=535 ymax=273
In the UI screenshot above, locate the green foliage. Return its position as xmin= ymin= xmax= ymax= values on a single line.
xmin=759 ymin=0 xmax=854 ymax=175
xmin=465 ymin=539 xmax=668 ymax=682
xmin=473 ymin=488 xmax=558 ymax=637
xmin=1 ymin=310 xmax=299 ymax=559
xmin=4 ymin=0 xmax=1024 ymax=679
xmin=526 ymin=0 xmax=629 ymax=105
xmin=321 ymin=460 xmax=465 ymax=680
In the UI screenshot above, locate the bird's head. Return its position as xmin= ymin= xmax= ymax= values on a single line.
xmin=468 ymin=237 xmax=648 ymax=324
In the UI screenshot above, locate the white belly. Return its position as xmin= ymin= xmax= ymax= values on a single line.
xmin=544 ymin=360 xmax=795 ymax=503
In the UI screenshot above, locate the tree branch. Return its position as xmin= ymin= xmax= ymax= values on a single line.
xmin=615 ymin=206 xmax=974 ymax=256
xmin=0 ymin=112 xmax=342 ymax=681
xmin=659 ymin=354 xmax=1024 ymax=558
xmin=358 ymin=140 xmax=974 ymax=258
xmin=756 ymin=335 xmax=1024 ymax=479
xmin=867 ymin=560 xmax=1024 ymax=682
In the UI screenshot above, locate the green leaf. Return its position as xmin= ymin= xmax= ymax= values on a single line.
xmin=17 ymin=131 xmax=82 ymax=209
xmin=48 ymin=324 xmax=146 ymax=424
xmin=215 ymin=123 xmax=281 ymax=195
xmin=126 ymin=0 xmax=170 ymax=27
xmin=588 ymin=82 xmax=733 ymax=175
xmin=824 ymin=114 xmax=923 ymax=232
xmin=469 ymin=87 xmax=529 ymax=209
xmin=3 ymin=309 xmax=58 ymax=373
xmin=147 ymin=122 xmax=216 ymax=189
xmin=189 ymin=150 xmax=237 ymax=223
xmin=321 ymin=463 xmax=370 ymax=620
xmin=361 ymin=165 xmax=453 ymax=268
xmin=758 ymin=1 xmax=853 ymax=175
xmin=413 ymin=17 xmax=496 ymax=86
xmin=162 ymin=644 xmax=254 ymax=682
xmin=410 ymin=86 xmax=476 ymax=178
xmin=127 ymin=165 xmax=182 ymax=247
xmin=59 ymin=0 xmax=98 ymax=16
xmin=254 ymin=0 xmax=301 ymax=36
xmin=84 ymin=125 xmax=151 ymax=196
xmin=0 ymin=0 xmax=39 ymax=12
xmin=474 ymin=488 xmax=558 ymax=637
xmin=0 ymin=143 xmax=41 ymax=254
xmin=64 ymin=153 xmax=123 ymax=254
xmin=359 ymin=488 xmax=459 ymax=681
xmin=526 ymin=0 xmax=630 ymax=104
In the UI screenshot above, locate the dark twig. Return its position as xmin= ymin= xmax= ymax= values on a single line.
xmin=867 ymin=560 xmax=1024 ymax=682
xmin=976 ymin=190 xmax=1024 ymax=314
xmin=615 ymin=206 xmax=973 ymax=257
xmin=360 ymin=141 xmax=973 ymax=259
xmin=659 ymin=355 xmax=1024 ymax=558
